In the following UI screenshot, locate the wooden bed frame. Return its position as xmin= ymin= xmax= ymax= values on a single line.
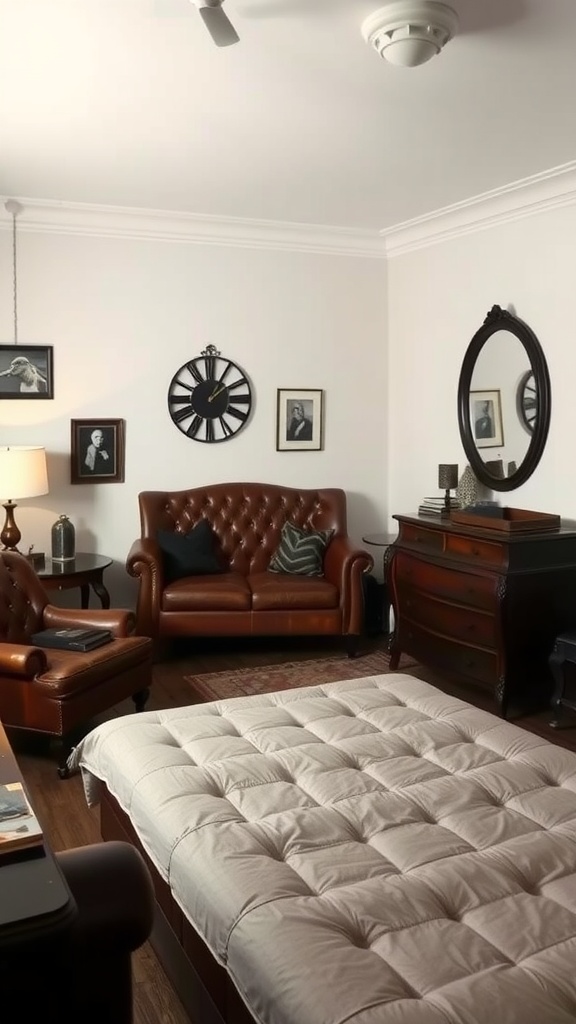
xmin=100 ymin=786 xmax=256 ymax=1024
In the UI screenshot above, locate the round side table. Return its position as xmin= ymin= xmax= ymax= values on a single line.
xmin=362 ymin=533 xmax=397 ymax=635
xmin=35 ymin=553 xmax=112 ymax=609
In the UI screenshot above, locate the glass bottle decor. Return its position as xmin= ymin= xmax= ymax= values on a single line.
xmin=51 ymin=515 xmax=75 ymax=561
xmin=455 ymin=465 xmax=480 ymax=509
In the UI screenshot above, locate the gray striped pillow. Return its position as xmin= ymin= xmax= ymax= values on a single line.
xmin=269 ymin=522 xmax=333 ymax=576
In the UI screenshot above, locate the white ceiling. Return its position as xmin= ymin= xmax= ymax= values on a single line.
xmin=2 ymin=0 xmax=576 ymax=232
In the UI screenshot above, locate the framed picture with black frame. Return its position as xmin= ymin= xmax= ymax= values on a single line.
xmin=0 ymin=345 xmax=54 ymax=399
xmin=71 ymin=418 xmax=125 ymax=484
xmin=276 ymin=389 xmax=323 ymax=451
xmin=470 ymin=389 xmax=504 ymax=449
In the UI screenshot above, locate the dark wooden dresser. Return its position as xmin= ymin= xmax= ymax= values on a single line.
xmin=387 ymin=513 xmax=576 ymax=717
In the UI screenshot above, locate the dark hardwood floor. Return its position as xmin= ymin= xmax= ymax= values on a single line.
xmin=8 ymin=632 xmax=576 ymax=1024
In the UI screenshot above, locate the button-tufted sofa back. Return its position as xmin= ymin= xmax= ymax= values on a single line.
xmin=0 ymin=551 xmax=48 ymax=643
xmin=138 ymin=482 xmax=347 ymax=575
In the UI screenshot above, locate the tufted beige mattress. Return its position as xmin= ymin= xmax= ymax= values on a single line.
xmin=70 ymin=673 xmax=576 ymax=1024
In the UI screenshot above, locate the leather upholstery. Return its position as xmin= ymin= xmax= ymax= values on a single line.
xmin=3 ymin=841 xmax=154 ymax=1024
xmin=127 ymin=482 xmax=373 ymax=649
xmin=0 ymin=551 xmax=152 ymax=765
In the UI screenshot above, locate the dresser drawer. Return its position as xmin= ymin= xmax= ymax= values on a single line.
xmin=400 ymin=590 xmax=497 ymax=648
xmin=399 ymin=522 xmax=444 ymax=552
xmin=393 ymin=551 xmax=499 ymax=612
xmin=397 ymin=622 xmax=498 ymax=687
xmin=445 ymin=533 xmax=506 ymax=569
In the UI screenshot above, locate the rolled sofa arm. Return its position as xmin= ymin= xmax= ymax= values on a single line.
xmin=126 ymin=537 xmax=164 ymax=637
xmin=126 ymin=537 xmax=163 ymax=579
xmin=324 ymin=536 xmax=374 ymax=635
xmin=0 ymin=642 xmax=48 ymax=677
xmin=42 ymin=604 xmax=136 ymax=637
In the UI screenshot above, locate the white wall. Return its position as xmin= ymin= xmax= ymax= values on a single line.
xmin=386 ymin=203 xmax=576 ymax=531
xmin=0 ymin=222 xmax=388 ymax=604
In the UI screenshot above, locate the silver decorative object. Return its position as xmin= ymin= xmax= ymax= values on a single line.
xmin=456 ymin=465 xmax=480 ymax=509
xmin=51 ymin=514 xmax=75 ymax=561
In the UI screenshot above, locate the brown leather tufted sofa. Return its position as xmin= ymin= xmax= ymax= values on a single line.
xmin=126 ymin=482 xmax=374 ymax=656
xmin=0 ymin=551 xmax=152 ymax=775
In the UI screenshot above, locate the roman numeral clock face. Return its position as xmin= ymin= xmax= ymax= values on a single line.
xmin=518 ymin=369 xmax=537 ymax=433
xmin=167 ymin=346 xmax=253 ymax=443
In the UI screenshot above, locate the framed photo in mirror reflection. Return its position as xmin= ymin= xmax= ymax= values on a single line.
xmin=470 ymin=389 xmax=504 ymax=449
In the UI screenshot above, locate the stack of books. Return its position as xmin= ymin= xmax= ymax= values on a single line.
xmin=0 ymin=781 xmax=44 ymax=857
xmin=31 ymin=627 xmax=113 ymax=651
xmin=418 ymin=496 xmax=459 ymax=517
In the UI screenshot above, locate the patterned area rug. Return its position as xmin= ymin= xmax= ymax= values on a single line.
xmin=186 ymin=650 xmax=419 ymax=703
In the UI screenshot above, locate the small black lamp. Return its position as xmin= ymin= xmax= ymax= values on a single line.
xmin=438 ymin=463 xmax=458 ymax=516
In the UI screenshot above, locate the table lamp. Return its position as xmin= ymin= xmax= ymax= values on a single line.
xmin=0 ymin=446 xmax=49 ymax=552
xmin=438 ymin=463 xmax=458 ymax=516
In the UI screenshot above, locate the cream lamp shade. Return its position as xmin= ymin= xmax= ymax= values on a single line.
xmin=0 ymin=445 xmax=49 ymax=551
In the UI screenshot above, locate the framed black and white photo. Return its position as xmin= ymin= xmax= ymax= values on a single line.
xmin=470 ymin=389 xmax=504 ymax=449
xmin=0 ymin=345 xmax=53 ymax=399
xmin=276 ymin=389 xmax=323 ymax=451
xmin=71 ymin=418 xmax=125 ymax=484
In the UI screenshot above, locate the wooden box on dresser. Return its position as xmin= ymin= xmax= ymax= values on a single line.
xmin=387 ymin=513 xmax=576 ymax=718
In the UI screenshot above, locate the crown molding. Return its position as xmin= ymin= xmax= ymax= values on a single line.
xmin=3 ymin=162 xmax=575 ymax=260
xmin=0 ymin=198 xmax=386 ymax=259
xmin=381 ymin=161 xmax=576 ymax=256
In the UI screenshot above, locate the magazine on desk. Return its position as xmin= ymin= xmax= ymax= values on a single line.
xmin=0 ymin=782 xmax=44 ymax=855
xmin=31 ymin=627 xmax=113 ymax=651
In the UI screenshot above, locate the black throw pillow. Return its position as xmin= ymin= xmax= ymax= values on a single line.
xmin=157 ymin=520 xmax=224 ymax=582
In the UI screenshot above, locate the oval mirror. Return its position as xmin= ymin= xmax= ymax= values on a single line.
xmin=457 ymin=305 xmax=551 ymax=491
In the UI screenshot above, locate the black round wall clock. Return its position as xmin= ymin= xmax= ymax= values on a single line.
xmin=518 ymin=369 xmax=537 ymax=433
xmin=167 ymin=345 xmax=253 ymax=442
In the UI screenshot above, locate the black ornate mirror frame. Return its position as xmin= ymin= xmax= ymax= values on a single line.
xmin=457 ymin=305 xmax=551 ymax=492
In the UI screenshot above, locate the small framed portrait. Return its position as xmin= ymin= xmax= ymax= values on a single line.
xmin=470 ymin=389 xmax=504 ymax=449
xmin=276 ymin=389 xmax=323 ymax=451
xmin=0 ymin=345 xmax=54 ymax=399
xmin=71 ymin=418 xmax=125 ymax=484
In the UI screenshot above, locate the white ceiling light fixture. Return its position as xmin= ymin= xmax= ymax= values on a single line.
xmin=362 ymin=1 xmax=459 ymax=68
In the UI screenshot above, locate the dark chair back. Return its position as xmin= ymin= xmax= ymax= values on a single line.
xmin=0 ymin=551 xmax=48 ymax=644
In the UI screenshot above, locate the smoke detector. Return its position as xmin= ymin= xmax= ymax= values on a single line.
xmin=361 ymin=1 xmax=459 ymax=67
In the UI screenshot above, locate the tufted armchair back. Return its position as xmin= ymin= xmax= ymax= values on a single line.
xmin=138 ymin=482 xmax=348 ymax=575
xmin=0 ymin=551 xmax=49 ymax=644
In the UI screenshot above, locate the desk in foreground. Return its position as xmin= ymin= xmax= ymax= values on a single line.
xmin=0 ymin=720 xmax=75 ymax=941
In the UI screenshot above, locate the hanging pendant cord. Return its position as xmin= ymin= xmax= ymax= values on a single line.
xmin=11 ymin=208 xmax=17 ymax=344
xmin=4 ymin=199 xmax=22 ymax=346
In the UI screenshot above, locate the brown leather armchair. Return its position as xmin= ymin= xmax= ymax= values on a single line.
xmin=0 ymin=551 xmax=152 ymax=776
xmin=127 ymin=481 xmax=374 ymax=657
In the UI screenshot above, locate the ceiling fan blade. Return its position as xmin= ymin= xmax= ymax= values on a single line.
xmin=198 ymin=6 xmax=240 ymax=46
